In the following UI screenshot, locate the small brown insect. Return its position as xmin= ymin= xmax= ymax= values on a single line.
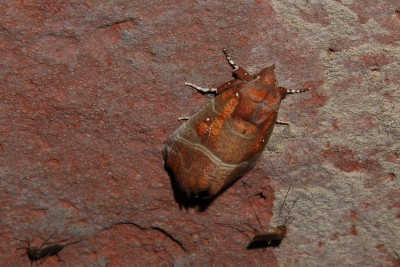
xmin=248 ymin=224 xmax=289 ymax=248
xmin=243 ymin=182 xmax=297 ymax=249
xmin=163 ymin=49 xmax=310 ymax=197
xmin=16 ymin=236 xmax=83 ymax=265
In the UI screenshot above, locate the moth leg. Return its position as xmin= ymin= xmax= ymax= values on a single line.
xmin=223 ymin=48 xmax=253 ymax=81
xmin=177 ymin=117 xmax=190 ymax=121
xmin=185 ymin=82 xmax=217 ymax=93
xmin=276 ymin=120 xmax=289 ymax=125
xmin=285 ymin=87 xmax=311 ymax=94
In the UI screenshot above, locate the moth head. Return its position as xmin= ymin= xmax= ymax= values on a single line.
xmin=275 ymin=225 xmax=288 ymax=237
xmin=256 ymin=65 xmax=277 ymax=85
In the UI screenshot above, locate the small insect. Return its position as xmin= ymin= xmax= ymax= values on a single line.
xmin=243 ymin=182 xmax=297 ymax=249
xmin=16 ymin=236 xmax=83 ymax=265
xmin=163 ymin=48 xmax=310 ymax=197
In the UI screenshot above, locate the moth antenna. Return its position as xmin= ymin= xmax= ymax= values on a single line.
xmin=223 ymin=48 xmax=239 ymax=71
xmin=286 ymin=87 xmax=311 ymax=94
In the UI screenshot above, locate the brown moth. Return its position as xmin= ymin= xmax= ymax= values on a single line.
xmin=163 ymin=49 xmax=309 ymax=197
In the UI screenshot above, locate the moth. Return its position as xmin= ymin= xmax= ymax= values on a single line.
xmin=163 ymin=49 xmax=310 ymax=197
xmin=243 ymin=182 xmax=296 ymax=249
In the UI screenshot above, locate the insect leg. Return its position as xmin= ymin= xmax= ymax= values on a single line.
xmin=275 ymin=120 xmax=289 ymax=125
xmin=184 ymin=82 xmax=217 ymax=93
xmin=14 ymin=237 xmax=30 ymax=256
xmin=177 ymin=117 xmax=190 ymax=121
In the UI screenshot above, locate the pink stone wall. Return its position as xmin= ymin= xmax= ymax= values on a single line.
xmin=0 ymin=1 xmax=399 ymax=266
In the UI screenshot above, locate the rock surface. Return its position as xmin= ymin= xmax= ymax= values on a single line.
xmin=0 ymin=0 xmax=399 ymax=266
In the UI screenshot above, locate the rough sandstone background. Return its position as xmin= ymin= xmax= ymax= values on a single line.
xmin=0 ymin=0 xmax=399 ymax=266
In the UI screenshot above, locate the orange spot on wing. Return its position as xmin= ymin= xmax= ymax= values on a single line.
xmin=220 ymin=89 xmax=236 ymax=100
xmin=209 ymin=119 xmax=223 ymax=140
xmin=209 ymin=97 xmax=239 ymax=140
xmin=222 ymin=97 xmax=238 ymax=116
xmin=197 ymin=122 xmax=209 ymax=136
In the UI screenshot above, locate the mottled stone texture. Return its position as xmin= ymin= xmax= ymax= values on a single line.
xmin=0 ymin=0 xmax=399 ymax=266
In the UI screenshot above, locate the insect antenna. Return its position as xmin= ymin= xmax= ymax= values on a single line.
xmin=275 ymin=189 xmax=297 ymax=245
xmin=40 ymin=236 xmax=73 ymax=246
xmin=222 ymin=48 xmax=252 ymax=80
xmin=277 ymin=186 xmax=298 ymax=227
xmin=277 ymin=186 xmax=290 ymax=223
xmin=222 ymin=48 xmax=239 ymax=71
xmin=63 ymin=238 xmax=85 ymax=247
xmin=242 ymin=180 xmax=263 ymax=231
xmin=282 ymin=197 xmax=298 ymax=227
